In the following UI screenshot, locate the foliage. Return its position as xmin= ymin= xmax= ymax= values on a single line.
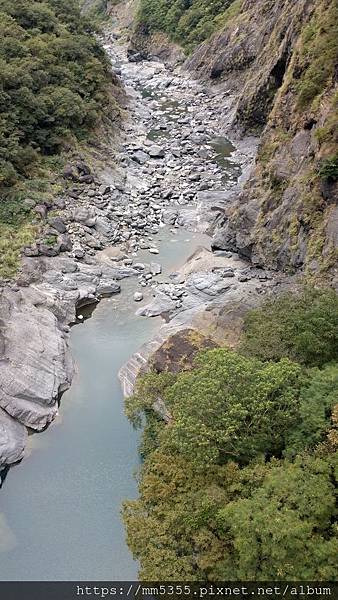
xmin=0 ymin=0 xmax=112 ymax=188
xmin=240 ymin=288 xmax=338 ymax=367
xmin=124 ymin=286 xmax=338 ymax=581
xmin=285 ymin=364 xmax=338 ymax=458
xmin=136 ymin=0 xmax=236 ymax=53
xmin=164 ymin=350 xmax=302 ymax=466
xmin=123 ymin=445 xmax=338 ymax=581
xmin=216 ymin=455 xmax=338 ymax=580
xmin=296 ymin=0 xmax=338 ymax=109
xmin=0 ymin=222 xmax=36 ymax=278
xmin=318 ymin=154 xmax=338 ymax=182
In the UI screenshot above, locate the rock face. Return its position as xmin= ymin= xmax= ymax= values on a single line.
xmin=186 ymin=0 xmax=338 ymax=275
xmin=0 ymin=408 xmax=27 ymax=467
xmin=0 ymin=289 xmax=72 ymax=430
xmin=150 ymin=329 xmax=217 ymax=374
xmin=0 ymin=255 xmax=125 ymax=469
xmin=119 ymin=246 xmax=291 ymax=397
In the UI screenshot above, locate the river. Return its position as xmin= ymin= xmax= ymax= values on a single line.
xmin=0 ymin=229 xmax=208 ymax=581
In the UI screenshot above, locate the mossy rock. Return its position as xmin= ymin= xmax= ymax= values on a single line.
xmin=150 ymin=329 xmax=218 ymax=374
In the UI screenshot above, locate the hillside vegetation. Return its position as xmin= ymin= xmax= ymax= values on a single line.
xmin=124 ymin=288 xmax=338 ymax=580
xmin=135 ymin=0 xmax=238 ymax=53
xmin=184 ymin=0 xmax=338 ymax=274
xmin=0 ymin=0 xmax=112 ymax=187
xmin=0 ymin=0 xmax=114 ymax=277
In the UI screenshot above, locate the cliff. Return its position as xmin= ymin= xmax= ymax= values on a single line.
xmin=187 ymin=0 xmax=338 ymax=276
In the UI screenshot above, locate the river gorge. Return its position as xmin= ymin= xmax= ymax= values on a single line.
xmin=1 ymin=0 xmax=337 ymax=585
xmin=0 ymin=33 xmax=261 ymax=579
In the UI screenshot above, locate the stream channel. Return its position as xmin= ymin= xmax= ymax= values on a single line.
xmin=0 ymin=230 xmax=208 ymax=580
xmin=0 ymin=37 xmax=242 ymax=581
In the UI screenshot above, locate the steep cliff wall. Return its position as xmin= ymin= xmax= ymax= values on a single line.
xmin=187 ymin=0 xmax=338 ymax=275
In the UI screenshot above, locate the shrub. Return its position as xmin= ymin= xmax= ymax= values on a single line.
xmin=240 ymin=288 xmax=338 ymax=367
xmin=318 ymin=154 xmax=338 ymax=182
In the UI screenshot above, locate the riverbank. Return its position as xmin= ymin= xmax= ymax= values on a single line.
xmin=0 ymin=228 xmax=209 ymax=580
xmin=1 ymin=31 xmax=264 ymax=470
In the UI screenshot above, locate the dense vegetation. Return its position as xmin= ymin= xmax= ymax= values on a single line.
xmin=0 ymin=0 xmax=111 ymax=187
xmin=0 ymin=0 xmax=113 ymax=278
xmin=135 ymin=0 xmax=239 ymax=53
xmin=123 ymin=288 xmax=338 ymax=580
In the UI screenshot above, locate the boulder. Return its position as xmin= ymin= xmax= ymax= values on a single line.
xmin=134 ymin=292 xmax=144 ymax=302
xmin=48 ymin=216 xmax=67 ymax=234
xmin=97 ymin=281 xmax=121 ymax=296
xmin=0 ymin=408 xmax=27 ymax=469
xmin=132 ymin=151 xmax=149 ymax=165
xmin=0 ymin=288 xmax=74 ymax=431
xmin=63 ymin=164 xmax=78 ymax=181
xmin=34 ymin=204 xmax=47 ymax=219
xmin=150 ymin=262 xmax=162 ymax=275
xmin=149 ymin=145 xmax=165 ymax=159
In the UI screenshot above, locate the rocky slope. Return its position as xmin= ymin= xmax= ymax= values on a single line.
xmin=0 ymin=31 xmax=260 ymax=469
xmin=187 ymin=0 xmax=338 ymax=277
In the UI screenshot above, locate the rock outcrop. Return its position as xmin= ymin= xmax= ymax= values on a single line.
xmin=186 ymin=0 xmax=338 ymax=276
xmin=0 ymin=254 xmax=129 ymax=469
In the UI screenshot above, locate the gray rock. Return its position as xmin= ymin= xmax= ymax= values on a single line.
xmin=134 ymin=292 xmax=144 ymax=302
xmin=34 ymin=204 xmax=47 ymax=219
xmin=186 ymin=272 xmax=232 ymax=297
xmin=150 ymin=262 xmax=162 ymax=275
xmin=58 ymin=234 xmax=72 ymax=253
xmin=149 ymin=145 xmax=165 ymax=159
xmin=48 ymin=216 xmax=67 ymax=234
xmin=63 ymin=164 xmax=78 ymax=181
xmin=97 ymin=281 xmax=121 ymax=296
xmin=0 ymin=408 xmax=27 ymax=469
xmin=94 ymin=217 xmax=114 ymax=237
xmin=99 ymin=184 xmax=111 ymax=195
xmin=136 ymin=292 xmax=176 ymax=317
xmin=132 ymin=151 xmax=149 ymax=165
xmin=0 ymin=288 xmax=74 ymax=432
xmin=24 ymin=245 xmax=39 ymax=257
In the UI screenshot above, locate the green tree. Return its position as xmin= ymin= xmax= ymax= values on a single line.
xmin=285 ymin=364 xmax=338 ymax=458
xmin=216 ymin=456 xmax=338 ymax=580
xmin=0 ymin=0 xmax=112 ymax=186
xmin=164 ymin=349 xmax=302 ymax=465
xmin=136 ymin=0 xmax=236 ymax=52
xmin=240 ymin=288 xmax=338 ymax=367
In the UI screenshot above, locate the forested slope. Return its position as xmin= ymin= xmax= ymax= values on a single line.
xmin=124 ymin=289 xmax=338 ymax=580
xmin=135 ymin=0 xmax=238 ymax=53
xmin=0 ymin=0 xmax=117 ymax=277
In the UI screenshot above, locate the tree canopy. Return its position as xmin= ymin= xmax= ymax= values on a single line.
xmin=124 ymin=288 xmax=338 ymax=581
xmin=135 ymin=0 xmax=238 ymax=53
xmin=0 ymin=0 xmax=112 ymax=187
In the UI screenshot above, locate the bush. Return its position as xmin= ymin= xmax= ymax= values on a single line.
xmin=240 ymin=288 xmax=338 ymax=367
xmin=318 ymin=154 xmax=338 ymax=182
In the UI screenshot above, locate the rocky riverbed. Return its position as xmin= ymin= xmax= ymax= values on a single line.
xmin=0 ymin=33 xmax=290 ymax=471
